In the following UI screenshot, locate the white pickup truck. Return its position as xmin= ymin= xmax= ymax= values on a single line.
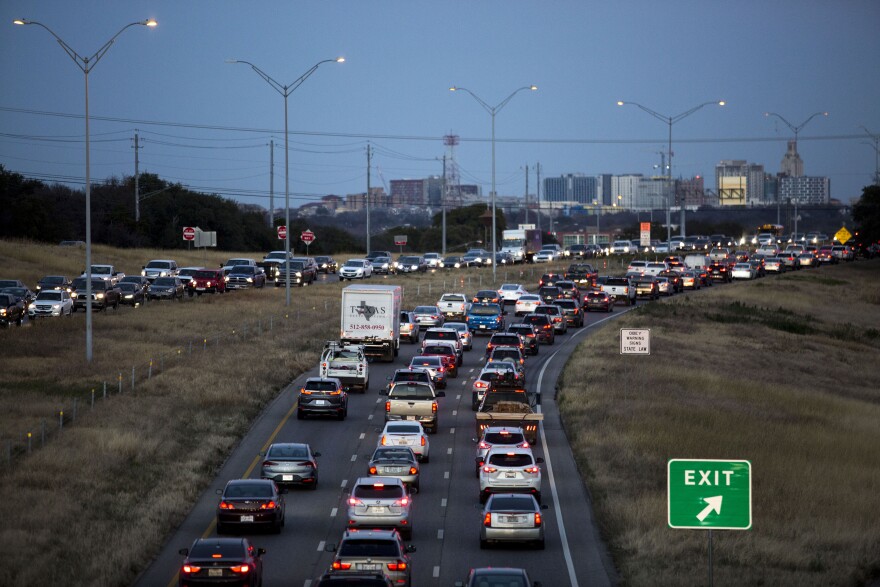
xmin=601 ymin=276 xmax=636 ymax=306
xmin=319 ymin=342 xmax=369 ymax=393
xmin=382 ymin=381 xmax=445 ymax=434
xmin=437 ymin=293 xmax=471 ymax=320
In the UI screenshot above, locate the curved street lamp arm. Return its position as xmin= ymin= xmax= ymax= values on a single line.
xmin=619 ymin=101 xmax=670 ymax=124
xmin=495 ymin=85 xmax=538 ymax=115
xmin=764 ymin=111 xmax=828 ymax=134
xmin=670 ymin=101 xmax=724 ymax=124
xmin=228 ymin=58 xmax=343 ymax=97
xmin=449 ymin=86 xmax=493 ymax=115
xmin=14 ymin=19 xmax=154 ymax=73
xmin=286 ymin=58 xmax=343 ymax=95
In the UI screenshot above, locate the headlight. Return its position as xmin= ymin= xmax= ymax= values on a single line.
xmin=224 ymin=276 xmax=230 ymax=282
xmin=96 ymin=293 xmax=104 ymax=299
xmin=71 ymin=292 xmax=78 ymax=298
xmin=246 ymin=277 xmax=253 ymax=283
xmin=295 ymin=272 xmax=302 ymax=277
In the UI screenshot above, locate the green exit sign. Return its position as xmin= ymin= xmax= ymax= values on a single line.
xmin=668 ymin=459 xmax=752 ymax=530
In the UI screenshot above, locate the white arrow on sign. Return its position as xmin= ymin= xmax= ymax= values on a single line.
xmin=696 ymin=495 xmax=723 ymax=522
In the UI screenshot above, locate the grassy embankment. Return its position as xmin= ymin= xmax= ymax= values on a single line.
xmin=0 ymin=238 xmax=561 ymax=586
xmin=558 ymin=260 xmax=880 ymax=585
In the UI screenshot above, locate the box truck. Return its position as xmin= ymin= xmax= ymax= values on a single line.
xmin=340 ymin=284 xmax=402 ymax=362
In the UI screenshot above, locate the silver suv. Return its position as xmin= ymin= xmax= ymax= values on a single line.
xmin=326 ymin=529 xmax=415 ymax=586
xmin=347 ymin=477 xmax=413 ymax=539
xmin=479 ymin=447 xmax=544 ymax=504
xmin=141 ymin=259 xmax=179 ymax=282
xmin=474 ymin=427 xmax=530 ymax=474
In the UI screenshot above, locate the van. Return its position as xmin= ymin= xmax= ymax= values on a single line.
xmin=684 ymin=254 xmax=711 ymax=270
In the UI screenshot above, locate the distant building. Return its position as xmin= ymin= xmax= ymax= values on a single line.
xmin=390 ymin=179 xmax=425 ymax=206
xmin=780 ymin=140 xmax=804 ymax=177
xmin=321 ymin=195 xmax=343 ymax=212
xmin=715 ymin=160 xmax=765 ymax=206
xmin=677 ymin=176 xmax=706 ymax=208
xmin=345 ymin=187 xmax=387 ymax=211
xmin=778 ymin=176 xmax=830 ymax=205
xmin=610 ymin=174 xmax=642 ymax=209
xmin=543 ymin=174 xmax=598 ymax=205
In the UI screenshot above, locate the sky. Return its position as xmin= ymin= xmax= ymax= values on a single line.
xmin=2 ymin=0 xmax=879 ymax=212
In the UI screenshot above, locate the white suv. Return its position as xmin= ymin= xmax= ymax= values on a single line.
xmin=141 ymin=259 xmax=179 ymax=282
xmin=479 ymin=447 xmax=544 ymax=503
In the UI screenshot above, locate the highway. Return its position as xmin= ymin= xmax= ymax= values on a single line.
xmin=136 ymin=299 xmax=625 ymax=587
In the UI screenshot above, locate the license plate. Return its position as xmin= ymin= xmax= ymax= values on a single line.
xmin=368 ymin=506 xmax=385 ymax=513
xmin=358 ymin=564 xmax=382 ymax=571
xmin=398 ymin=439 xmax=409 ymax=445
xmin=406 ymin=415 xmax=417 ymax=420
xmin=479 ymin=325 xmax=486 ymax=329
xmin=240 ymin=515 xmax=254 ymax=522
xmin=315 ymin=400 xmax=327 ymax=406
xmin=208 ymin=568 xmax=223 ymax=577
xmin=282 ymin=474 xmax=294 ymax=481
xmin=501 ymin=515 xmax=522 ymax=523
xmin=196 ymin=287 xmax=206 ymax=291
xmin=388 ymin=467 xmax=402 ymax=474
xmin=505 ymin=472 xmax=517 ymax=478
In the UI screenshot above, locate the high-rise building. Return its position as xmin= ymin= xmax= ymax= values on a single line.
xmin=542 ymin=174 xmax=598 ymax=204
xmin=610 ymin=174 xmax=641 ymax=209
xmin=780 ymin=140 xmax=804 ymax=177
xmin=778 ymin=176 xmax=830 ymax=205
xmin=677 ymin=176 xmax=706 ymax=208
xmin=715 ymin=160 xmax=765 ymax=206
xmin=390 ymin=179 xmax=426 ymax=206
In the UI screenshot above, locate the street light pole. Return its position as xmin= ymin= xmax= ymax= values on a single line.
xmin=859 ymin=126 xmax=880 ymax=186
xmin=593 ymin=199 xmax=600 ymax=245
xmin=764 ymin=111 xmax=829 ymax=151
xmin=618 ymin=99 xmax=725 ymax=240
xmin=15 ymin=17 xmax=157 ymax=364
xmin=450 ymin=85 xmax=537 ymax=283
xmin=228 ymin=57 xmax=344 ymax=306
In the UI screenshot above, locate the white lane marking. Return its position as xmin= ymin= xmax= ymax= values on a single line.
xmin=359 ymin=433 xmax=365 ymax=440
xmin=456 ymin=394 xmax=461 ymax=400
xmin=437 ymin=529 xmax=444 ymax=539
xmin=450 ymin=427 xmax=456 ymax=434
xmin=461 ymin=380 xmax=467 ymax=386
xmin=340 ymin=479 xmax=348 ymax=489
xmin=316 ymin=541 xmax=325 ymax=552
xmin=375 ymin=397 xmax=382 ymax=404
xmin=433 ymin=566 xmax=440 ymax=577
xmin=441 ymin=498 xmax=448 ymax=507
xmin=469 ymin=368 xmax=475 ymax=373
xmin=534 ymin=311 xmax=621 ymax=587
xmin=304 ymin=580 xmax=312 ymax=587
xmin=444 ymin=471 xmax=450 ymax=479
xmin=330 ymin=507 xmax=338 ymax=517
xmin=452 ymin=410 xmax=458 ymax=416
xmin=447 ymin=447 xmax=453 ymax=455
xmin=367 ymin=414 xmax=373 ymax=420
xmin=350 ymin=454 xmax=357 ymax=462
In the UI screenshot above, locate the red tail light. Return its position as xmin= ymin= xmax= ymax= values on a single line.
xmin=543 ymin=324 xmax=551 ymax=330
xmin=432 ymin=402 xmax=437 ymax=413
xmin=262 ymin=460 xmax=276 ymax=467
xmin=259 ymin=501 xmax=277 ymax=510
xmin=409 ymin=467 xmax=418 ymax=475
xmin=393 ymin=497 xmax=410 ymax=506
xmin=230 ymin=564 xmax=250 ymax=574
xmin=524 ymin=466 xmax=539 ymax=474
xmin=182 ymin=565 xmax=201 ymax=574
xmin=218 ymin=501 xmax=234 ymax=509
xmin=478 ymin=441 xmax=490 ymax=449
xmin=387 ymin=561 xmax=408 ymax=571
xmin=369 ymin=466 xmax=378 ymax=474
xmin=348 ymin=497 xmax=363 ymax=506
xmin=483 ymin=512 xmax=492 ymax=527
xmin=332 ymin=562 xmax=352 ymax=570
xmin=385 ymin=401 xmax=391 ymax=412
xmin=438 ymin=367 xmax=445 ymax=373
xmin=482 ymin=466 xmax=497 ymax=473
xmin=534 ymin=512 xmax=543 ymax=527
xmin=420 ymin=436 xmax=426 ymax=446
xmin=474 ymin=381 xmax=489 ymax=389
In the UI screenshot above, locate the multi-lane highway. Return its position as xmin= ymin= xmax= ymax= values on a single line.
xmin=136 ymin=300 xmax=625 ymax=587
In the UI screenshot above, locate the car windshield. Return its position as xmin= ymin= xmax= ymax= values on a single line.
xmin=41 ymin=276 xmax=65 ymax=285
xmin=338 ymin=539 xmax=399 ymax=557
xmin=534 ymin=306 xmax=559 ymax=315
xmin=224 ymin=483 xmax=273 ymax=498
xmin=231 ymin=266 xmax=255 ymax=275
xmin=519 ymin=295 xmax=540 ymax=302
xmin=470 ymin=305 xmax=501 ymax=316
xmin=266 ymin=252 xmax=288 ymax=260
xmin=91 ymin=266 xmax=111 ymax=274
xmin=118 ymin=284 xmax=137 ymax=292
xmin=399 ymin=257 xmax=420 ymax=264
xmin=423 ymin=345 xmax=453 ymax=355
xmin=475 ymin=290 xmax=497 ymax=298
xmin=36 ymin=292 xmax=63 ymax=301
xmin=491 ymin=335 xmax=520 ymax=345
xmin=189 ymin=541 xmax=246 ymax=559
xmin=587 ymin=293 xmax=607 ymax=300
xmin=346 ymin=260 xmax=365 ymax=268
xmin=484 ymin=431 xmax=526 ymax=444
xmin=267 ymin=444 xmax=310 ymax=459
xmin=153 ymin=278 xmax=176 ymax=286
xmin=500 ymin=284 xmax=520 ymax=290
xmin=523 ymin=315 xmax=548 ymax=325
xmin=440 ymin=294 xmax=465 ymax=301
xmin=410 ymin=357 xmax=441 ymax=367
xmin=414 ymin=306 xmax=438 ymax=314
xmin=194 ymin=270 xmax=217 ymax=278
xmin=425 ymin=331 xmax=456 ymax=341
xmin=146 ymin=261 xmax=172 ymax=269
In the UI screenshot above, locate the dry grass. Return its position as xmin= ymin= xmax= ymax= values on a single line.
xmin=558 ymin=260 xmax=880 ymax=586
xmin=0 ymin=238 xmax=568 ymax=586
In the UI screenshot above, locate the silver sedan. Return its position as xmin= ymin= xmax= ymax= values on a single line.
xmin=480 ymin=493 xmax=547 ymax=550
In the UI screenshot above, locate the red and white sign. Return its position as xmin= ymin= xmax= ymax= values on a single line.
xmin=277 ymin=225 xmax=287 ymax=240
xmin=182 ymin=226 xmax=196 ymax=241
xmin=301 ymin=229 xmax=315 ymax=245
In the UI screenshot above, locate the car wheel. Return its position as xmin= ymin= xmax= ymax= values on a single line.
xmin=479 ymin=538 xmax=489 ymax=550
xmin=422 ymin=453 xmax=430 ymax=464
xmin=337 ymin=409 xmax=345 ymax=421
xmin=296 ymin=410 xmax=304 ymax=420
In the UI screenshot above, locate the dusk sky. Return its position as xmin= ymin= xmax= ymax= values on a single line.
xmin=3 ymin=1 xmax=879 ymax=211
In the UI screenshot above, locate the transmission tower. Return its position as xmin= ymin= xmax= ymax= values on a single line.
xmin=443 ymin=134 xmax=462 ymax=208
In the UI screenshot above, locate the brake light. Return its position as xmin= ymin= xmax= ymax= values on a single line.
xmin=438 ymin=367 xmax=445 ymax=373
xmin=524 ymin=466 xmax=539 ymax=474
xmin=432 ymin=402 xmax=437 ymax=413
xmin=484 ymin=512 xmax=492 ymax=527
xmin=348 ymin=497 xmax=363 ymax=506
xmin=534 ymin=512 xmax=543 ymax=527
xmin=380 ymin=435 xmax=388 ymax=445
xmin=369 ymin=466 xmax=378 ymax=474
xmin=520 ymin=441 xmax=530 ymax=448
xmin=409 ymin=466 xmax=418 ymax=475
xmin=259 ymin=501 xmax=277 ymax=510
xmin=332 ymin=562 xmax=352 ymax=570
xmin=478 ymin=440 xmax=490 ymax=449
xmin=300 ymin=388 xmax=311 ymax=395
xmin=482 ymin=466 xmax=497 ymax=473
xmin=230 ymin=564 xmax=250 ymax=574
xmin=543 ymin=324 xmax=551 ymax=330
xmin=474 ymin=381 xmax=489 ymax=389
xmin=393 ymin=497 xmax=410 ymax=506
xmin=387 ymin=561 xmax=408 ymax=571
xmin=262 ymin=460 xmax=276 ymax=467
xmin=219 ymin=501 xmax=234 ymax=509
xmin=420 ymin=436 xmax=426 ymax=446
xmin=182 ymin=565 xmax=201 ymax=573
xmin=385 ymin=401 xmax=391 ymax=412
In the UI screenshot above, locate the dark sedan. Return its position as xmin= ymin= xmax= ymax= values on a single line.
xmin=118 ymin=282 xmax=148 ymax=306
xmin=149 ymin=277 xmax=185 ymax=301
xmin=585 ymin=291 xmax=614 ymax=312
xmin=35 ymin=275 xmax=73 ymax=293
xmin=260 ymin=442 xmax=320 ymax=489
xmin=315 ymin=256 xmax=338 ymax=274
xmin=178 ymin=537 xmax=265 ymax=587
xmin=0 ymin=293 xmax=26 ymax=327
xmin=216 ymin=479 xmax=285 ymax=534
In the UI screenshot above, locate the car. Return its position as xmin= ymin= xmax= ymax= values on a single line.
xmin=731 ymin=262 xmax=757 ymax=280
xmin=764 ymin=257 xmax=785 ymax=273
xmin=463 ymin=248 xmax=492 ymax=266
xmin=315 ymin=256 xmax=338 ymax=274
xmin=466 ymin=302 xmax=506 ymax=334
xmin=610 ymin=240 xmax=632 ymax=254
xmin=0 ymin=292 xmax=26 ymax=326
xmin=654 ymin=276 xmax=673 ymax=296
xmin=423 ymin=252 xmax=442 ymax=268
xmin=445 ymin=321 xmax=473 ymax=351
xmin=498 ymin=283 xmax=529 ymax=304
xmin=475 ymin=426 xmax=531 ymax=472
xmin=679 ymin=270 xmax=701 ymax=289
xmin=367 ymin=446 xmax=420 ymax=492
xmin=420 ymin=342 xmax=459 ymax=377
xmin=514 ymin=294 xmax=542 ymax=317
xmin=584 ymin=291 xmax=614 ymax=312
xmin=440 ymin=255 xmax=466 ymax=269
xmin=225 ymin=265 xmax=267 ymax=289
xmin=274 ymin=259 xmax=317 ymax=287
xmin=486 ymin=347 xmax=526 ymax=381
xmin=626 ymin=260 xmax=649 ymax=275
xmin=507 ymin=323 xmax=540 ymax=355
xmin=537 ymin=273 xmax=563 ymax=287
xmin=347 ymin=477 xmax=413 ymax=539
xmin=485 ymin=332 xmax=526 ymax=359
xmin=533 ymin=247 xmax=559 ymax=263
xmin=117 ymin=282 xmax=148 ymax=306
xmin=532 ymin=304 xmax=568 ymax=333
xmin=395 ymin=255 xmax=427 ymax=274
xmin=216 ymin=479 xmax=285 ymax=534
xmin=493 ymin=251 xmax=514 ymax=266
xmin=537 ymin=285 xmax=563 ymax=305
xmin=831 ymin=245 xmax=854 ymax=262
xmin=480 ymin=493 xmax=548 ymax=550
xmin=471 ymin=369 xmax=505 ymax=411
xmin=325 ymin=529 xmax=415 ymax=587
xmin=35 ymin=275 xmax=73 ymax=293
xmin=298 ymin=377 xmax=348 ymax=420
xmin=378 ymin=421 xmax=430 ymax=463
xmin=68 ymin=278 xmax=121 ymax=311
xmin=412 ymin=305 xmax=444 ymax=329
xmin=479 ymin=447 xmax=544 ymax=503
xmin=260 ymin=442 xmax=320 ymax=489
xmin=149 ymin=276 xmax=186 ymax=300
xmin=554 ymin=298 xmax=585 ymax=327
xmin=366 ymin=250 xmax=395 ymax=264
xmin=339 ymin=259 xmax=374 ymax=280
xmin=399 ymin=311 xmax=419 ymax=344
xmin=454 ymin=567 xmax=540 ymax=587
xmin=190 ymin=268 xmax=227 ymax=294
xmin=473 ymin=289 xmax=502 ymax=305
xmin=708 ymin=261 xmax=732 ymax=283
xmin=421 ymin=327 xmax=464 ymax=361
xmin=141 ymin=259 xmax=179 ymax=282
xmin=520 ymin=313 xmax=555 ymax=344
xmin=177 ymin=537 xmax=265 ymax=587
xmin=554 ymin=280 xmax=580 ymax=301
xmin=372 ymin=256 xmax=396 ymax=275
xmin=816 ymin=245 xmax=837 ymax=264
xmin=407 ymin=356 xmax=447 ymax=389
xmin=177 ymin=267 xmax=202 ymax=291
xmin=28 ymin=290 xmax=74 ymax=318
xmin=657 ymin=270 xmax=684 ymax=293
xmin=798 ymin=251 xmax=818 ymax=268
xmin=0 ymin=286 xmax=36 ymax=308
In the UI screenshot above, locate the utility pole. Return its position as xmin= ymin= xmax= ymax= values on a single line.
xmin=535 ymin=162 xmax=542 ymax=232
xmin=366 ymin=142 xmax=372 ymax=253
xmin=132 ymin=130 xmax=142 ymax=222
xmin=442 ymin=155 xmax=447 ymax=255
xmin=524 ymin=163 xmax=529 ymax=225
xmin=268 ymin=139 xmax=274 ymax=227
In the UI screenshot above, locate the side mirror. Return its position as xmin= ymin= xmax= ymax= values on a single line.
xmin=324 ymin=543 xmax=337 ymax=552
xmin=178 ymin=548 xmax=189 ymax=556
xmin=405 ymin=544 xmax=417 ymax=553
xmin=257 ymin=548 xmax=266 ymax=556
xmin=536 ymin=457 xmax=545 ymax=464
xmin=215 ymin=488 xmax=223 ymax=495
xmin=313 ymin=452 xmax=321 ymax=458
xmin=379 ymin=388 xmax=389 ymax=396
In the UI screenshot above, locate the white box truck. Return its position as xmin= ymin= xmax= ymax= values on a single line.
xmin=340 ymin=284 xmax=402 ymax=362
xmin=501 ymin=226 xmax=543 ymax=263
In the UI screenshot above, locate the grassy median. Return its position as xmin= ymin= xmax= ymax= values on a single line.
xmin=557 ymin=260 xmax=880 ymax=586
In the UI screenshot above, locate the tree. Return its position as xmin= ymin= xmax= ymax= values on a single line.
xmin=852 ymin=185 xmax=880 ymax=245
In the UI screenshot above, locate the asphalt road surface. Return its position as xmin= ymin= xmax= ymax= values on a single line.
xmin=136 ymin=302 xmax=627 ymax=587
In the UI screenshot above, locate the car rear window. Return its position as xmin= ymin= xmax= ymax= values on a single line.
xmin=491 ymin=349 xmax=520 ymax=360
xmin=393 ymin=372 xmax=429 ymax=383
xmin=189 ymin=541 xmax=246 ymax=558
xmin=469 ymin=305 xmax=501 ymax=316
xmin=353 ymin=484 xmax=405 ymax=499
xmin=266 ymin=445 xmax=309 ymax=459
xmin=224 ymin=483 xmax=273 ymax=498
xmin=491 ymin=335 xmax=520 ymax=345
xmin=522 ymin=315 xmax=549 ymax=325
xmin=484 ymin=431 xmax=525 ymax=444
xmin=389 ymin=384 xmax=434 ymax=399
xmin=425 ymin=331 xmax=456 ymax=341
xmin=194 ymin=270 xmax=218 ymax=278
xmin=423 ymin=345 xmax=453 ymax=355
xmin=488 ymin=496 xmax=534 ymax=510
xmin=372 ymin=449 xmax=414 ymax=462
xmin=487 ymin=453 xmax=533 ymax=467
xmin=387 ymin=424 xmax=422 ymax=434
xmin=305 ymin=381 xmax=339 ymax=392
xmin=338 ymin=539 xmax=399 ymax=557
